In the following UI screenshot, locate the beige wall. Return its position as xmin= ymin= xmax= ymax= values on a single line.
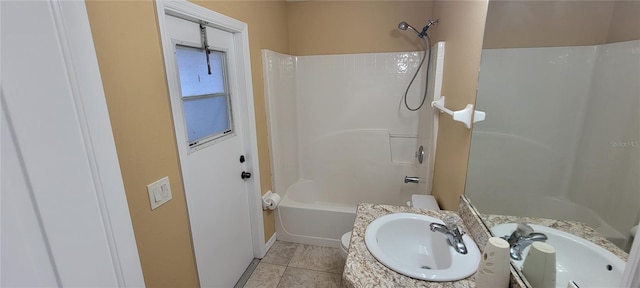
xmin=287 ymin=1 xmax=433 ymax=55
xmin=85 ymin=1 xmax=199 ymax=286
xmin=483 ymin=1 xmax=614 ymax=48
xmin=429 ymin=0 xmax=489 ymax=210
xmin=607 ymin=0 xmax=640 ymax=43
xmin=483 ymin=0 xmax=640 ymax=49
xmin=86 ymin=0 xmax=289 ymax=286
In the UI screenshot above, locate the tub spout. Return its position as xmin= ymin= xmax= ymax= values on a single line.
xmin=404 ymin=176 xmax=420 ymax=184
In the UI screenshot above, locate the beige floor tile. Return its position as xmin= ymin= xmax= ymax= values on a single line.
xmin=244 ymin=262 xmax=287 ymax=288
xmin=261 ymin=241 xmax=299 ymax=266
xmin=288 ymin=244 xmax=345 ymax=274
xmin=277 ymin=267 xmax=342 ymax=288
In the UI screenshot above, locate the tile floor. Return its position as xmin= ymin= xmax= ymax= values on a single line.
xmin=243 ymin=241 xmax=346 ymax=288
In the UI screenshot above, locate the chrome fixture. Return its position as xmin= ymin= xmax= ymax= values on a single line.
xmin=404 ymin=176 xmax=420 ymax=184
xmin=397 ymin=21 xmax=423 ymax=37
xmin=501 ymin=223 xmax=548 ymax=260
xmin=397 ymin=19 xmax=439 ymax=38
xmin=397 ymin=19 xmax=439 ymax=111
xmin=430 ymin=215 xmax=468 ymax=254
xmin=416 ymin=145 xmax=425 ymax=164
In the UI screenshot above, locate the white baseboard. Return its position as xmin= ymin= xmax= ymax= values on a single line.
xmin=276 ymin=232 xmax=340 ymax=248
xmin=263 ymin=233 xmax=277 ymax=257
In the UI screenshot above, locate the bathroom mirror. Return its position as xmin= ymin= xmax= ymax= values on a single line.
xmin=465 ymin=0 xmax=639 ymax=285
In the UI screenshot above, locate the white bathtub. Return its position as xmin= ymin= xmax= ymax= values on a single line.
xmin=273 ymin=129 xmax=423 ymax=247
xmin=276 ymin=179 xmax=417 ymax=248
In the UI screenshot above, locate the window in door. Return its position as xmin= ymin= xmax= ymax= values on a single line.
xmin=175 ymin=45 xmax=233 ymax=150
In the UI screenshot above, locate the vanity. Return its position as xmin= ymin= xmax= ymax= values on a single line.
xmin=342 ymin=197 xmax=629 ymax=288
xmin=342 ymin=197 xmax=528 ymax=288
xmin=343 ymin=203 xmax=478 ymax=287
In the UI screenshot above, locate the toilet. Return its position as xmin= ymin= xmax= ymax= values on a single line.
xmin=339 ymin=194 xmax=440 ymax=259
xmin=339 ymin=231 xmax=352 ymax=259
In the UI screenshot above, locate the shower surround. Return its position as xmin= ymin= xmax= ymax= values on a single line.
xmin=467 ymin=39 xmax=640 ymax=248
xmin=262 ymin=49 xmax=440 ymax=247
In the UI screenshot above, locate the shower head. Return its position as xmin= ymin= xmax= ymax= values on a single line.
xmin=398 ymin=19 xmax=439 ymax=38
xmin=398 ymin=21 xmax=423 ymax=38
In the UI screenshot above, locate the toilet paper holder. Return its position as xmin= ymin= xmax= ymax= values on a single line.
xmin=262 ymin=191 xmax=281 ymax=210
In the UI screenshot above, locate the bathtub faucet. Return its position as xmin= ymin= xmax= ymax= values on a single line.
xmin=429 ymin=215 xmax=468 ymax=254
xmin=404 ymin=176 xmax=420 ymax=184
xmin=502 ymin=223 xmax=548 ymax=260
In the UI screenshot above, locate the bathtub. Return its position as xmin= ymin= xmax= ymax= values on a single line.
xmin=276 ymin=178 xmax=418 ymax=248
xmin=272 ymin=128 xmax=424 ymax=247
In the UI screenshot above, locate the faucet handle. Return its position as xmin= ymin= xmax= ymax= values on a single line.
xmin=443 ymin=215 xmax=459 ymax=230
xmin=506 ymin=223 xmax=535 ymax=246
xmin=516 ymin=223 xmax=534 ymax=236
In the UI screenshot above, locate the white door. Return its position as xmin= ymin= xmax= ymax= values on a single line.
xmin=164 ymin=15 xmax=254 ymax=287
xmin=1 ymin=1 xmax=144 ymax=287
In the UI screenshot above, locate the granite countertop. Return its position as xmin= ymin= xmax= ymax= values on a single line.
xmin=342 ymin=200 xmax=629 ymax=288
xmin=482 ymin=214 xmax=629 ymax=261
xmin=342 ymin=203 xmax=477 ymax=288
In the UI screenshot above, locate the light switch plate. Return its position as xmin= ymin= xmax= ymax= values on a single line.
xmin=147 ymin=176 xmax=172 ymax=210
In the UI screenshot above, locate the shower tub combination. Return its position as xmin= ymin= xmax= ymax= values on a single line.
xmin=262 ymin=41 xmax=445 ymax=247
xmin=467 ymin=40 xmax=640 ymax=249
xmin=275 ymin=130 xmax=421 ymax=247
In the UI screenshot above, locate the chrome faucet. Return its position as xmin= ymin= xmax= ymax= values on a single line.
xmin=429 ymin=215 xmax=468 ymax=254
xmin=501 ymin=223 xmax=548 ymax=260
xmin=404 ymin=176 xmax=420 ymax=184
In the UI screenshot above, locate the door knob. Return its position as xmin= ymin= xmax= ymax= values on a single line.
xmin=241 ymin=171 xmax=252 ymax=180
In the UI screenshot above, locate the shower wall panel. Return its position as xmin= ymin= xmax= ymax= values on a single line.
xmin=295 ymin=52 xmax=422 ymax=181
xmin=469 ymin=45 xmax=596 ymax=206
xmin=568 ymin=39 xmax=640 ymax=236
xmin=262 ymin=51 xmax=299 ymax=196
xmin=264 ymin=50 xmax=427 ymax=203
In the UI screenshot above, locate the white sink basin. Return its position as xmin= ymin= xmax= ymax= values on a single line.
xmin=492 ymin=223 xmax=626 ymax=288
xmin=364 ymin=213 xmax=481 ymax=281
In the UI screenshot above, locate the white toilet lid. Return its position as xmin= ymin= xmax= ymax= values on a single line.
xmin=411 ymin=194 xmax=440 ymax=210
xmin=341 ymin=231 xmax=352 ymax=249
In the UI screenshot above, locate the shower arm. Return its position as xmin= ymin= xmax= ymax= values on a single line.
xmin=420 ymin=19 xmax=440 ymax=36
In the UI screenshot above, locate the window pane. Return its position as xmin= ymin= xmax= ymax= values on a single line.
xmin=183 ymin=96 xmax=230 ymax=142
xmin=175 ymin=46 xmax=226 ymax=97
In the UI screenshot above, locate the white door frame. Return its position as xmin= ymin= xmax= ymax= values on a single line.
xmin=1 ymin=0 xmax=144 ymax=286
xmin=155 ymin=0 xmax=267 ymax=258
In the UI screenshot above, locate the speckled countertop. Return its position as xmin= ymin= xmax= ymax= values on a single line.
xmin=482 ymin=214 xmax=629 ymax=261
xmin=342 ymin=203 xmax=478 ymax=288
xmin=341 ymin=199 xmax=627 ymax=288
